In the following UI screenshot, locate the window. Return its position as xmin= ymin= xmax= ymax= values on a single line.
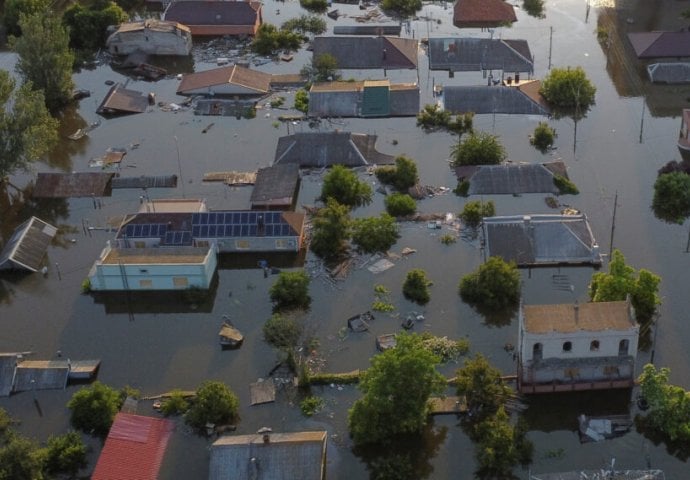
xmin=173 ymin=277 xmax=189 ymax=288
xmin=618 ymin=339 xmax=629 ymax=356
xmin=590 ymin=340 xmax=600 ymax=351
xmin=134 ymin=241 xmax=146 ymax=248
xmin=139 ymin=269 xmax=149 ymax=274
xmin=139 ymin=279 xmax=152 ymax=288
xmin=275 ymin=239 xmax=288 ymax=249
xmin=235 ymin=240 xmax=250 ymax=250
xmin=562 ymin=341 xmax=572 ymax=352
xmin=532 ymin=343 xmax=543 ymax=361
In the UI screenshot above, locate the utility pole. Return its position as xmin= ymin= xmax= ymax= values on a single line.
xmin=173 ymin=135 xmax=185 ymax=198
xmin=548 ymin=26 xmax=553 ymax=70
xmin=609 ymin=190 xmax=618 ymax=258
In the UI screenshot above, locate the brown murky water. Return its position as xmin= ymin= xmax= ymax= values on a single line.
xmin=2 ymin=0 xmax=690 ymax=478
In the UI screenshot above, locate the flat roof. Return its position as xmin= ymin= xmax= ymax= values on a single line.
xmin=523 ymin=301 xmax=634 ymax=334
xmin=102 ymin=247 xmax=210 ymax=265
xmin=213 ymin=431 xmax=327 ymax=446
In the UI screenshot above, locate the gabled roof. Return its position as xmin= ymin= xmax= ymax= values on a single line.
xmin=250 ymin=164 xmax=301 ymax=208
xmin=0 ymin=217 xmax=57 ymax=272
xmin=33 ymin=172 xmax=115 ymax=198
xmin=209 ymin=431 xmax=327 ymax=480
xmin=97 ymin=83 xmax=149 ymax=115
xmin=274 ymin=131 xmax=394 ymax=167
xmin=628 ymin=31 xmax=690 ymax=58
xmin=482 ymin=214 xmax=602 ymax=266
xmin=443 ymin=84 xmax=549 ymax=115
xmin=312 ymin=36 xmax=418 ymax=69
xmin=92 ymin=413 xmax=174 ymax=480
xmin=428 ymin=38 xmax=533 ymax=72
xmin=453 ymin=0 xmax=517 ymax=27
xmin=165 ymin=1 xmax=261 ymax=27
xmin=113 ymin=19 xmax=190 ymax=34
xmin=522 ymin=300 xmax=635 ymax=334
xmin=647 ymin=62 xmax=690 ymax=84
xmin=454 ymin=161 xmax=566 ymax=195
xmin=177 ymin=65 xmax=272 ymax=95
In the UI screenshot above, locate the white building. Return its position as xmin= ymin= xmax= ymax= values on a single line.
xmin=518 ymin=300 xmax=639 ymax=394
xmin=106 ymin=20 xmax=192 ymax=56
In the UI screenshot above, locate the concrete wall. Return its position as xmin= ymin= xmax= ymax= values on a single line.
xmin=200 ymin=235 xmax=300 ymax=252
xmin=520 ymin=328 xmax=639 ymax=362
xmin=107 ymin=29 xmax=192 ymax=56
xmin=182 ymin=84 xmax=263 ymax=96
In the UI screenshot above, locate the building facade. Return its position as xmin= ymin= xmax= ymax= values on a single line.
xmin=106 ymin=20 xmax=192 ymax=56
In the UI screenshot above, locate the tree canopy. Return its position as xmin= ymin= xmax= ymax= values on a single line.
xmin=403 ymin=269 xmax=432 ymax=305
xmin=302 ymin=53 xmax=340 ymax=82
xmin=539 ymin=66 xmax=596 ymax=119
xmin=348 ymin=333 xmax=446 ymax=445
xmin=381 ymin=0 xmax=422 ymax=17
xmin=384 ymin=192 xmax=416 ymax=217
xmin=351 ymin=214 xmax=400 ymax=254
xmin=530 ymin=122 xmax=556 ymax=153
xmin=638 ymin=364 xmax=690 ymax=443
xmin=310 ymin=198 xmax=351 ymax=259
xmin=375 ymin=155 xmax=419 ymax=192
xmin=474 ymin=407 xmax=533 ymax=476
xmin=589 ymin=249 xmax=661 ymax=322
xmin=62 ymin=0 xmax=128 ymax=51
xmin=652 ymin=171 xmax=690 ymax=224
xmin=459 ymin=256 xmax=521 ymax=312
xmin=263 ymin=313 xmax=303 ymax=350
xmin=3 ymin=0 xmax=50 ymax=36
xmin=13 ymin=11 xmax=75 ymax=112
xmin=269 ymin=270 xmax=311 ymax=310
xmin=44 ymin=431 xmax=87 ymax=477
xmin=281 ymin=14 xmax=327 ymax=35
xmin=321 ymin=165 xmax=373 ymax=208
xmin=450 ymin=131 xmax=506 ymax=166
xmin=67 ymin=381 xmax=123 ymax=436
xmin=455 ymin=354 xmax=512 ymax=419
xmin=251 ymin=23 xmax=303 ymax=55
xmin=459 ymin=200 xmax=495 ymax=228
xmin=185 ymin=381 xmax=240 ymax=430
xmin=0 ymin=71 xmax=58 ymax=179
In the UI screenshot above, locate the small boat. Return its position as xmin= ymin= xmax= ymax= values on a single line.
xmin=577 ymin=414 xmax=633 ymax=443
xmin=327 ymin=9 xmax=339 ymax=19
xmin=347 ymin=311 xmax=374 ymax=332
xmin=219 ymin=321 xmax=243 ymax=348
xmin=678 ymin=108 xmax=690 ymax=161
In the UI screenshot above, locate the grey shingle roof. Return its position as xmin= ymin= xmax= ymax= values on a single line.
xmin=250 ymin=164 xmax=300 ymax=208
xmin=628 ymin=31 xmax=690 ymax=58
xmin=0 ymin=217 xmax=57 ymax=272
xmin=428 ymin=38 xmax=533 ymax=72
xmin=455 ymin=161 xmax=566 ymax=195
xmin=274 ymin=131 xmax=394 ymax=167
xmin=312 ymin=36 xmax=418 ymax=69
xmin=443 ymin=85 xmax=549 ymax=115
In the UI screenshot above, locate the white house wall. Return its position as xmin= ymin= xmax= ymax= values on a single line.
xmin=181 ymin=84 xmax=262 ymax=96
xmin=199 ymin=235 xmax=300 ymax=252
xmin=520 ymin=328 xmax=639 ymax=362
xmin=107 ymin=30 xmax=192 ymax=56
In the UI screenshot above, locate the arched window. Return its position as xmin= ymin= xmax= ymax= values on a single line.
xmin=590 ymin=340 xmax=600 ymax=351
xmin=619 ymin=339 xmax=629 ymax=356
xmin=563 ymin=341 xmax=572 ymax=352
xmin=533 ymin=343 xmax=543 ymax=360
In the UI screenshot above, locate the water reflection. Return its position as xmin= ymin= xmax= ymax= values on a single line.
xmin=45 ymin=104 xmax=89 ymax=172
xmin=634 ymin=415 xmax=690 ymax=461
xmin=0 ymin=182 xmax=70 ymax=241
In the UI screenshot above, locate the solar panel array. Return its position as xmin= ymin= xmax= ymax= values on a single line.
xmin=191 ymin=211 xmax=293 ymax=238
xmin=123 ymin=224 xmax=168 ymax=238
xmin=163 ymin=231 xmax=193 ymax=246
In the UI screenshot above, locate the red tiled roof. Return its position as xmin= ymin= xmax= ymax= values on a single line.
xmin=453 ymin=0 xmax=517 ymax=26
xmin=92 ymin=413 xmax=174 ymax=480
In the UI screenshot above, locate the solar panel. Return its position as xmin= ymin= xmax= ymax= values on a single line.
xmin=249 ymin=225 xmax=257 ymax=236
xmin=124 ymin=223 xmax=168 ymax=238
xmin=209 ymin=225 xmax=217 ymax=236
xmin=192 ymin=213 xmax=201 ymax=224
xmin=192 ymin=225 xmax=200 ymax=237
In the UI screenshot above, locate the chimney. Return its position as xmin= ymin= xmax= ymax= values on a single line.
xmin=263 ymin=433 xmax=270 ymax=444
xmin=574 ymin=301 xmax=579 ymax=324
xmin=523 ymin=215 xmax=531 ymax=226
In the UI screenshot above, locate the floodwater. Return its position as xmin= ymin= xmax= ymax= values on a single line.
xmin=2 ymin=0 xmax=690 ymax=478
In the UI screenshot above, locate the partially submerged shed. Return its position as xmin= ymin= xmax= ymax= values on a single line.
xmin=97 ymin=83 xmax=149 ymax=115
xmin=0 ymin=217 xmax=57 ymax=272
xmin=482 ymin=214 xmax=602 ymax=266
xmin=250 ymin=163 xmax=300 ymax=210
xmin=33 ymin=172 xmax=115 ymax=198
xmin=428 ymin=38 xmax=533 ymax=73
xmin=454 ymin=161 xmax=566 ymax=195
xmin=274 ymin=131 xmax=395 ymax=167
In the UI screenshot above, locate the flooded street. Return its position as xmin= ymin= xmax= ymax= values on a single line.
xmin=2 ymin=0 xmax=690 ymax=477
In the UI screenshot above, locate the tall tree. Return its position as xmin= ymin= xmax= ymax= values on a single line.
xmin=0 ymin=71 xmax=58 ymax=179
xmin=3 ymin=0 xmax=50 ymax=36
xmin=638 ymin=364 xmax=690 ymax=442
xmin=62 ymin=1 xmax=128 ymax=51
xmin=351 ymin=214 xmax=400 ymax=254
xmin=320 ymin=164 xmax=373 ymax=208
xmin=539 ymin=66 xmax=596 ymax=120
xmin=455 ymin=354 xmax=513 ymax=419
xmin=67 ymin=382 xmax=122 ymax=436
xmin=459 ymin=257 xmax=521 ymax=312
xmin=13 ymin=11 xmax=74 ymax=111
xmin=309 ymin=198 xmax=351 ymax=259
xmin=348 ymin=333 xmax=446 ymax=445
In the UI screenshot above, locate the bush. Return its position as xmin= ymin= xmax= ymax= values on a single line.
xmin=459 ymin=257 xmax=521 ymax=312
xmin=44 ymin=431 xmax=87 ymax=477
xmin=251 ymin=23 xmax=303 ymax=55
xmin=185 ymin=381 xmax=239 ymax=431
xmin=351 ymin=214 xmax=400 ymax=254
xmin=416 ymin=104 xmax=451 ymax=130
xmin=63 ymin=1 xmax=128 ymax=51
xmin=530 ymin=122 xmax=556 ymax=152
xmin=540 ymin=66 xmax=596 ymax=119
xmin=553 ymin=174 xmax=579 ymax=194
xmin=321 ymin=164 xmax=373 ymax=208
xmin=309 ymin=198 xmax=351 ymax=259
xmin=381 ymin=0 xmax=423 ymax=18
xmin=403 ymin=269 xmax=432 ymax=305
xmin=374 ymin=155 xmax=418 ymax=192
xmin=270 ymin=96 xmax=285 ymax=108
xmin=160 ymin=390 xmax=190 ymax=416
xmin=300 ymin=396 xmax=325 ymax=416
xmin=440 ymin=234 xmax=457 ymax=245
xmin=451 ymin=131 xmax=506 ymax=166
xmin=385 ymin=193 xmax=416 ymax=217
xmin=300 ymin=0 xmax=328 ymax=12
xmin=294 ymin=89 xmax=309 ymax=113
xmin=459 ymin=200 xmax=495 ymax=227
xmin=270 ymin=270 xmax=311 ymax=310
xmin=67 ymin=382 xmax=122 ymax=436
xmin=454 ymin=180 xmax=470 ymax=196
xmin=281 ymin=14 xmax=327 ymax=35
xmin=652 ymin=171 xmax=690 ymax=224
xmin=263 ymin=313 xmax=303 ymax=350
xmin=419 ymin=333 xmax=469 ymax=362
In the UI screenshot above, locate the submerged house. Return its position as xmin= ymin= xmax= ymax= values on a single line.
xmin=164 ymin=0 xmax=263 ymax=36
xmin=106 ymin=20 xmax=192 ymax=56
xmin=442 ymin=80 xmax=549 ymax=115
xmin=453 ymin=161 xmax=566 ymax=195
xmin=518 ymin=300 xmax=639 ymax=393
xmin=97 ymin=83 xmax=149 ymax=115
xmin=0 ymin=217 xmax=57 ymax=272
xmin=176 ymin=65 xmax=272 ymax=96
xmin=308 ymin=80 xmax=419 ymax=118
xmin=627 ymin=31 xmax=690 ymax=59
xmin=209 ymin=430 xmax=327 ymax=480
xmin=312 ymin=36 xmax=418 ymax=70
xmin=428 ymin=37 xmax=533 ymax=74
xmin=453 ymin=0 xmax=517 ymax=29
xmin=274 ymin=131 xmax=395 ymax=167
xmin=250 ymin=164 xmax=301 ymax=210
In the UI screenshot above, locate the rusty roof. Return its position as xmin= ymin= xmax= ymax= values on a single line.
xmin=97 ymin=83 xmax=149 ymax=115
xmin=523 ymin=301 xmax=635 ymax=334
xmin=33 ymin=172 xmax=115 ymax=198
xmin=177 ymin=65 xmax=271 ymax=94
xmin=453 ymin=0 xmax=517 ymax=26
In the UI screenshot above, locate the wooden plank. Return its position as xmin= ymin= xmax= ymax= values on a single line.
xmin=428 ymin=396 xmax=468 ymax=415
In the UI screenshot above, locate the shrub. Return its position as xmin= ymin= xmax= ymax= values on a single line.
xmin=385 ymin=193 xmax=416 ymax=217
xmin=281 ymin=14 xmax=327 ymax=35
xmin=553 ymin=174 xmax=579 ymax=194
xmin=440 ymin=234 xmax=457 ymax=245
xmin=403 ymin=269 xmax=432 ymax=305
xmin=300 ymin=396 xmax=325 ymax=416
xmin=269 ymin=270 xmax=311 ymax=310
xmin=67 ymin=382 xmax=122 ymax=436
xmin=454 ymin=180 xmax=470 ymax=196
xmin=294 ymin=89 xmax=309 ymax=113
xmin=160 ymin=390 xmax=190 ymax=416
xmin=263 ymin=313 xmax=303 ymax=350
xmin=270 ymin=96 xmax=285 ymax=108
xmin=459 ymin=257 xmax=521 ymax=312
xmin=460 ymin=200 xmax=495 ymax=227
xmin=300 ymin=0 xmax=328 ymax=12
xmin=420 ymin=333 xmax=469 ymax=362
xmin=185 ymin=381 xmax=239 ymax=430
xmin=417 ymin=104 xmax=451 ymax=130
xmin=451 ymin=131 xmax=506 ymax=166
xmin=530 ymin=122 xmax=556 ymax=152
xmin=351 ymin=214 xmax=400 ymax=253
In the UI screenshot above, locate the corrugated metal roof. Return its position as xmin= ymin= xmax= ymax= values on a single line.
xmin=0 ymin=217 xmax=57 ymax=272
xmin=92 ymin=413 xmax=174 ymax=480
xmin=647 ymin=62 xmax=690 ymax=84
xmin=312 ymin=36 xmax=418 ymax=69
xmin=523 ymin=301 xmax=634 ymax=334
xmin=453 ymin=0 xmax=517 ymax=26
xmin=33 ymin=172 xmax=115 ymax=198
xmin=628 ymin=31 xmax=690 ymax=58
xmin=209 ymin=431 xmax=326 ymax=480
xmin=13 ymin=361 xmax=69 ymax=392
xmin=428 ymin=38 xmax=533 ymax=72
xmin=275 ymin=131 xmax=394 ymax=166
xmin=443 ymin=85 xmax=548 ymax=115
xmin=458 ymin=162 xmax=564 ymax=195
xmin=483 ymin=214 xmax=602 ymax=266
xmin=250 ymin=164 xmax=300 ymax=208
xmin=177 ymin=65 xmax=271 ymax=95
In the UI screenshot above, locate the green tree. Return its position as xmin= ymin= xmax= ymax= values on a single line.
xmin=13 ymin=11 xmax=75 ymax=111
xmin=351 ymin=214 xmax=400 ymax=254
xmin=447 ymin=112 xmax=475 ymax=143
xmin=539 ymin=66 xmax=596 ymax=119
xmin=299 ymin=0 xmax=328 ymax=12
xmin=455 ymin=354 xmax=512 ymax=419
xmin=0 ymin=71 xmax=58 ymax=179
xmin=384 ymin=192 xmax=416 ymax=217
xmin=459 ymin=256 xmax=521 ymax=312
xmin=523 ymin=0 xmax=545 ymax=18
xmin=251 ymin=23 xmax=302 ymax=55
xmin=530 ymin=122 xmax=556 ymax=153
xmin=185 ymin=381 xmax=240 ymax=430
xmin=348 ymin=333 xmax=446 ymax=445
xmin=294 ymin=89 xmax=309 ymax=113
xmin=652 ymin=172 xmax=690 ymax=224
xmin=403 ymin=269 xmax=432 ymax=305
xmin=638 ymin=364 xmax=690 ymax=442
xmin=263 ymin=313 xmax=303 ymax=349
xmin=0 ymin=433 xmax=45 ymax=480
xmin=381 ymin=0 xmax=422 ymax=17
xmin=589 ymin=249 xmax=661 ymax=322
xmin=459 ymin=200 xmax=495 ymax=228
xmin=62 ymin=1 xmax=128 ymax=51
xmin=474 ymin=407 xmax=533 ymax=475
xmin=302 ymin=53 xmax=340 ymax=82
xmin=160 ymin=390 xmax=190 ymax=417
xmin=3 ymin=0 xmax=50 ymax=36
xmin=281 ymin=14 xmax=327 ymax=35
xmin=67 ymin=381 xmax=122 ymax=436
xmin=44 ymin=431 xmax=87 ymax=477
xmin=375 ymin=155 xmax=419 ymax=192
xmin=269 ymin=270 xmax=311 ymax=310
xmin=321 ymin=164 xmax=373 ymax=208
xmin=450 ymin=131 xmax=506 ymax=166
xmin=310 ymin=198 xmax=351 ymax=259
xmin=416 ymin=104 xmax=451 ymax=130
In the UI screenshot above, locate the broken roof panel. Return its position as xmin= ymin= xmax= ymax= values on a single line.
xmin=453 ymin=0 xmax=517 ymax=28
xmin=455 ymin=161 xmax=566 ymax=195
xmin=33 ymin=172 xmax=115 ymax=198
xmin=443 ymin=85 xmax=549 ymax=115
xmin=312 ymin=36 xmax=418 ymax=69
xmin=628 ymin=31 xmax=690 ymax=58
xmin=97 ymin=83 xmax=149 ymax=115
xmin=250 ymin=163 xmax=300 ymax=208
xmin=482 ymin=214 xmax=602 ymax=266
xmin=0 ymin=217 xmax=57 ymax=272
xmin=428 ymin=38 xmax=533 ymax=72
xmin=275 ymin=131 xmax=394 ymax=167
